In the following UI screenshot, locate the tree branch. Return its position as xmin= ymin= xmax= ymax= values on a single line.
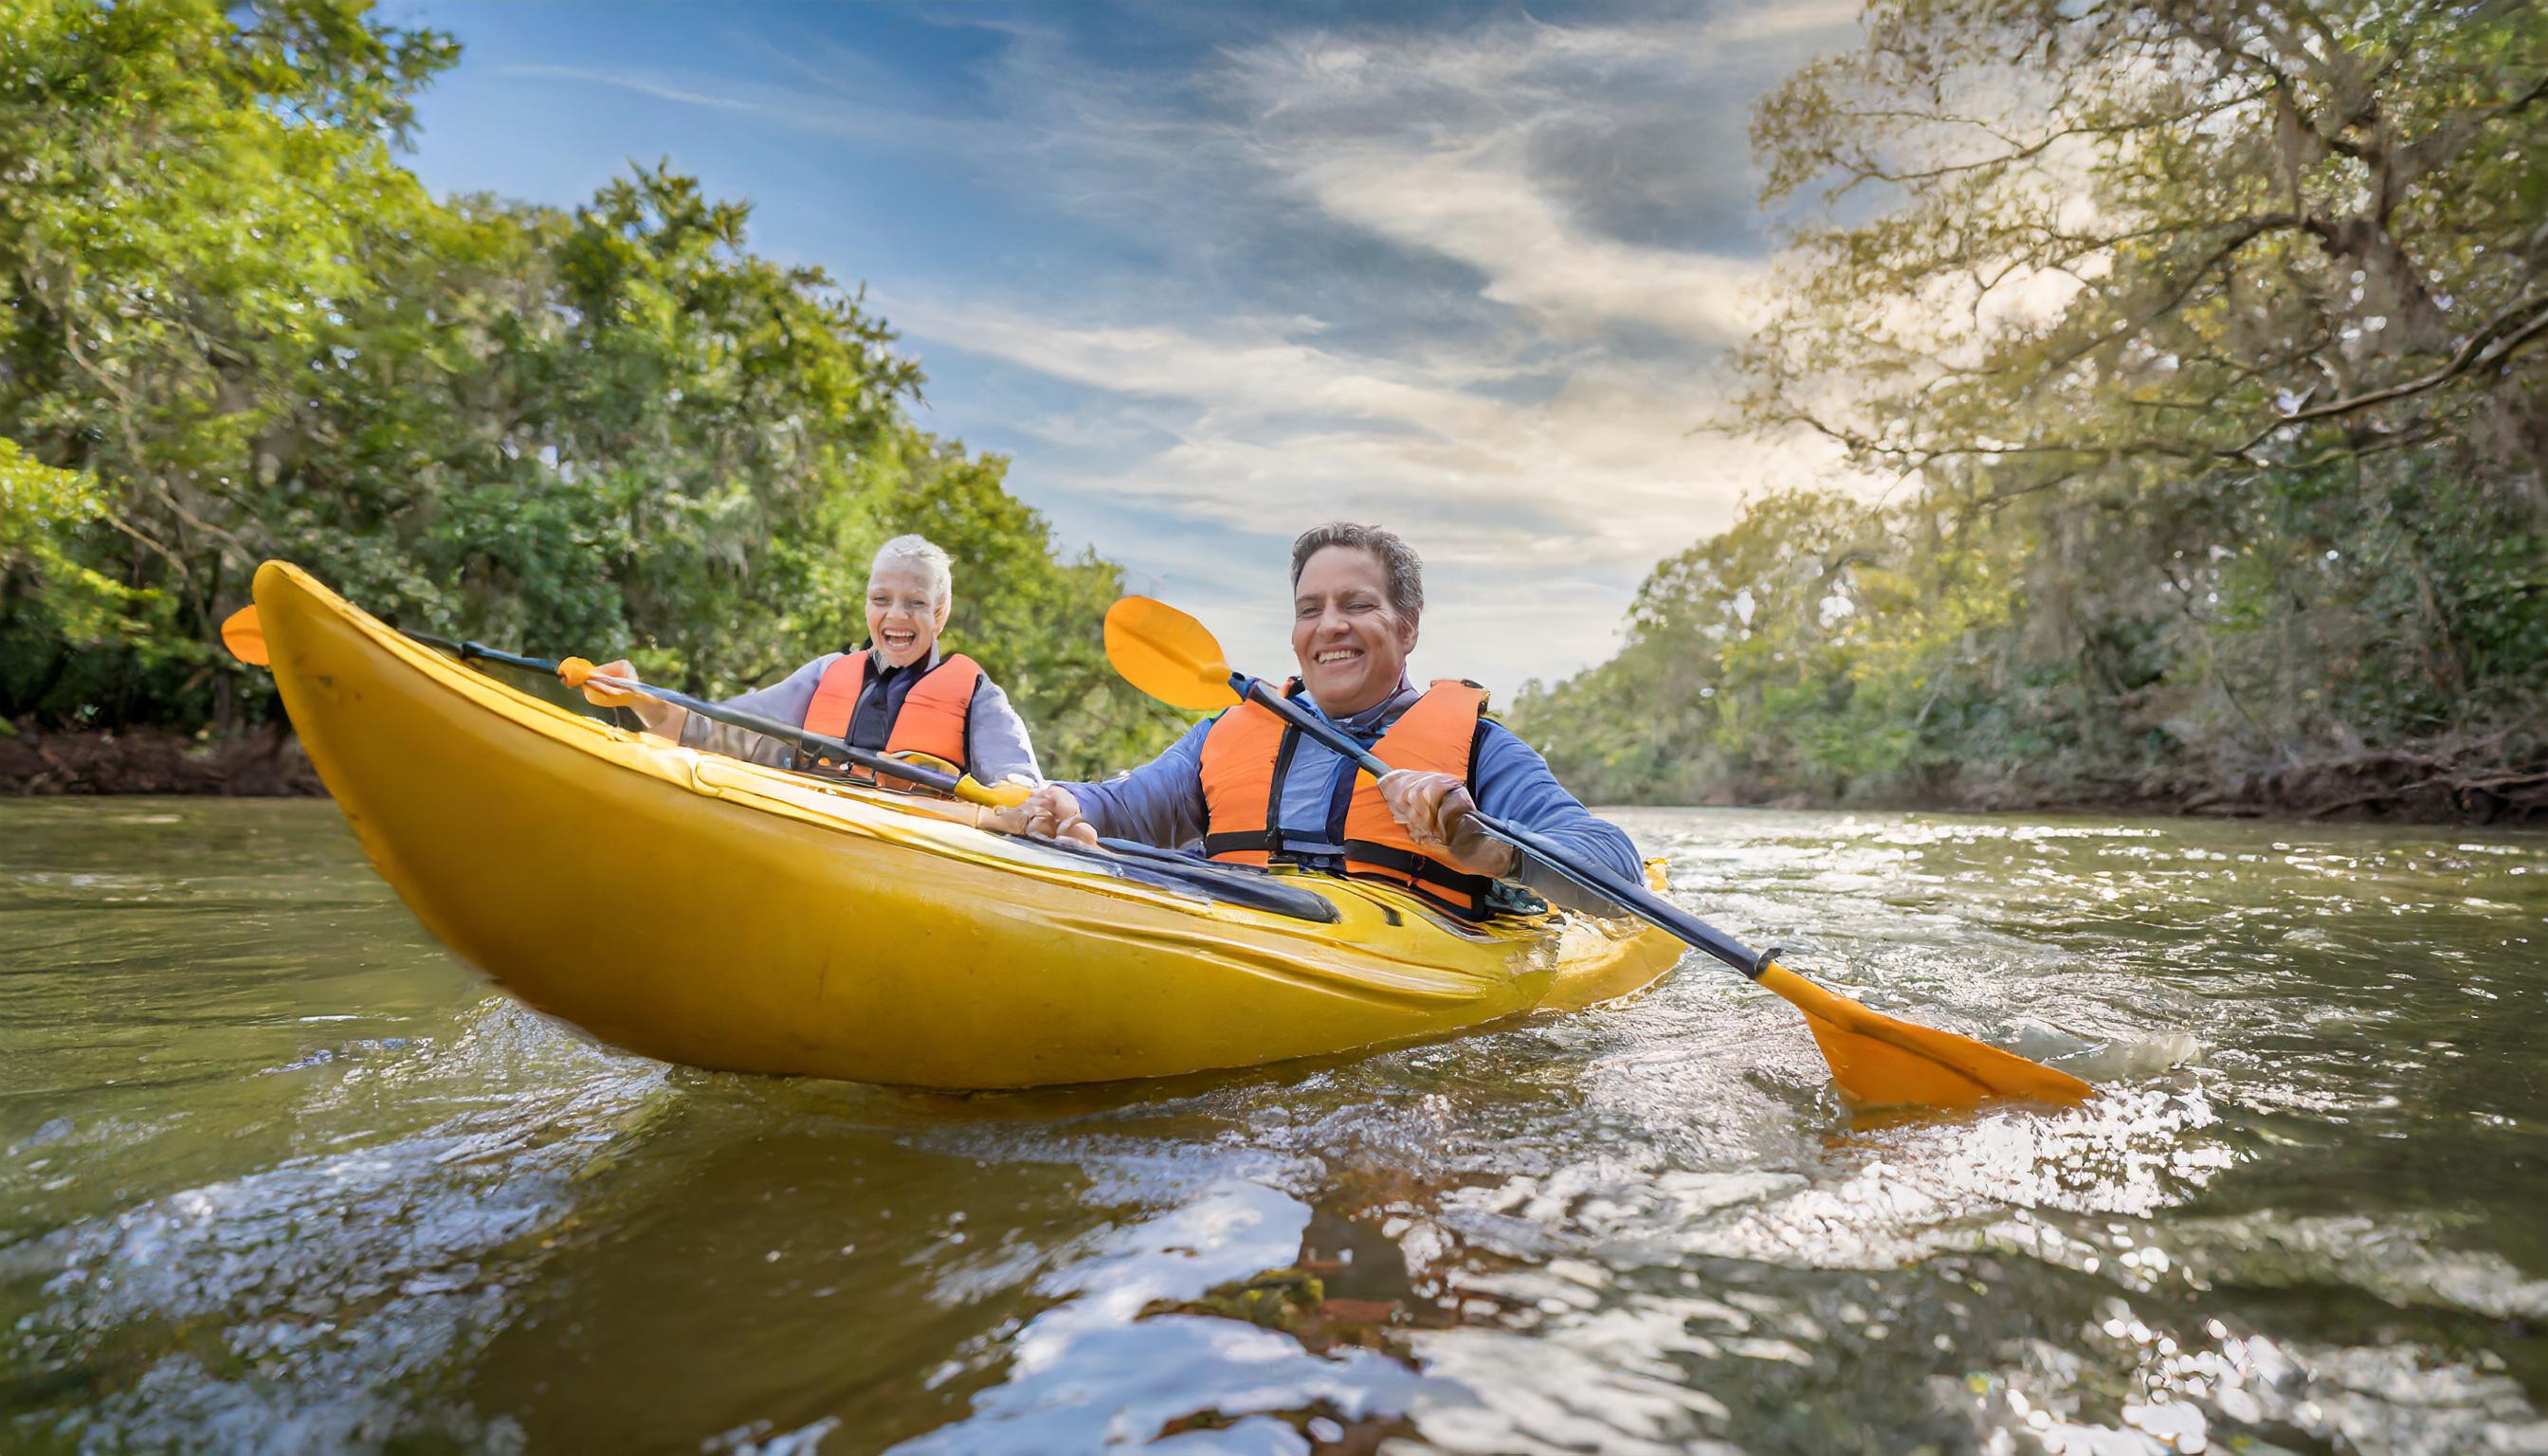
xmin=2230 ymin=292 xmax=2548 ymax=454
xmin=2032 ymin=214 xmax=2301 ymax=375
xmin=1837 ymin=88 xmax=2272 ymax=189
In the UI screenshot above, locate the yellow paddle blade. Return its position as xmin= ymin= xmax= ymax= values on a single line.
xmin=1756 ymin=964 xmax=2097 ymax=1109
xmin=1104 ymin=596 xmax=1241 ymax=711
xmin=885 ymin=750 xmax=1031 ymax=808
xmin=220 ymin=606 xmax=269 ymax=666
xmin=954 ymin=775 xmax=1034 ymax=810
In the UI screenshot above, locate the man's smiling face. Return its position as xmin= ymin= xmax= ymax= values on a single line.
xmin=1291 ymin=544 xmax=1417 ymax=717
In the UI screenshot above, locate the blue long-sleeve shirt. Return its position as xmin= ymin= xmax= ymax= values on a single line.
xmin=1059 ymin=682 xmax=1642 ymax=909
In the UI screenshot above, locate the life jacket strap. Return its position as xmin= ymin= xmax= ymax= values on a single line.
xmin=801 ymin=650 xmax=870 ymax=742
xmin=1203 ymin=829 xmax=1276 ymax=858
xmin=1341 ymin=838 xmax=1497 ymax=917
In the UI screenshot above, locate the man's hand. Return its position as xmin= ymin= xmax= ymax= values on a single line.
xmin=1376 ymin=770 xmax=1517 ymax=878
xmin=981 ymin=783 xmax=1100 ymax=846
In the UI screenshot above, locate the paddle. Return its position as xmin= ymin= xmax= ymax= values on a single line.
xmin=1101 ymin=595 xmax=2097 ymax=1111
xmin=219 ymin=606 xmax=1030 ymax=810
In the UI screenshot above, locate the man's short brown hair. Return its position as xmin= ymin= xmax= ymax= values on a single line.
xmin=1290 ymin=522 xmax=1424 ymax=626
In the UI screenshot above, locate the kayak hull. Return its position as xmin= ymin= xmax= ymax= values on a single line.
xmin=254 ymin=561 xmax=1684 ymax=1088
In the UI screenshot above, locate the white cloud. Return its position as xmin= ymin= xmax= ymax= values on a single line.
xmin=1707 ymin=0 xmax=1866 ymax=44
xmin=878 ymin=2 xmax=1876 ymax=691
xmin=895 ymin=298 xmax=1850 ymax=691
xmin=1271 ymin=140 xmax=1769 ymax=342
xmin=886 ymin=298 xmax=1525 ymax=437
xmin=489 ymin=61 xmax=1008 ymax=154
xmin=488 ymin=1 xmax=1880 ymax=692
xmin=1213 ymin=15 xmax=1816 ymax=345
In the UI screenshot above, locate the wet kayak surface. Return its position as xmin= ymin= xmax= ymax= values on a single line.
xmin=3 ymin=797 xmax=2540 ymax=1454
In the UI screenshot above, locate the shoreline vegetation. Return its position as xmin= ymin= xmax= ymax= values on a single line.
xmin=7 ymin=2 xmax=2542 ymax=823
xmin=1507 ymin=0 xmax=2545 ymax=827
xmin=0 ymin=716 xmax=2527 ymax=825
xmin=2 ymin=1 xmax=1187 ymax=791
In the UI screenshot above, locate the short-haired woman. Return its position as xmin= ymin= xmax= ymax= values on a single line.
xmin=596 ymin=534 xmax=1040 ymax=785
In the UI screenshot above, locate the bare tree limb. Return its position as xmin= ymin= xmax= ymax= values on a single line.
xmin=2230 ymin=292 xmax=2548 ymax=454
xmin=1834 ymin=89 xmax=2272 ymax=189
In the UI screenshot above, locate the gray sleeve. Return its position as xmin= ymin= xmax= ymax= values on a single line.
xmin=676 ymin=654 xmax=842 ymax=768
xmin=964 ymin=678 xmax=1043 ymax=784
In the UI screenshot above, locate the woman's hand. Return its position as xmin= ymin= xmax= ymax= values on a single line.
xmin=981 ymin=783 xmax=1100 ymax=846
xmin=585 ymin=658 xmax=682 ymax=737
xmin=1377 ymin=770 xmax=1517 ymax=878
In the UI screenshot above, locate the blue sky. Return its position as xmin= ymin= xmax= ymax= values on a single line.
xmin=385 ymin=0 xmax=1862 ymax=693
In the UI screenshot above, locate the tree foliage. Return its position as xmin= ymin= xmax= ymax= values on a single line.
xmin=1517 ymin=0 xmax=2546 ymax=818
xmin=0 ymin=0 xmax=1181 ymax=778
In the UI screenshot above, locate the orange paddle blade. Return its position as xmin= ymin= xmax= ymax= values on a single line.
xmin=555 ymin=655 xmax=642 ymax=708
xmin=1756 ymin=964 xmax=2096 ymax=1108
xmin=220 ymin=606 xmax=269 ymax=665
xmin=1103 ymin=596 xmax=1242 ymax=712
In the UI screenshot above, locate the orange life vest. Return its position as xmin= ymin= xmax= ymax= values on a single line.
xmin=799 ymin=649 xmax=982 ymax=781
xmin=1198 ymin=679 xmax=1497 ymax=919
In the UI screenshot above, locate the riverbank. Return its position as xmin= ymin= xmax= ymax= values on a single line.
xmin=8 ymin=722 xmax=2539 ymax=825
xmin=1670 ymin=730 xmax=2546 ymax=827
xmin=0 ymin=722 xmax=322 ymax=796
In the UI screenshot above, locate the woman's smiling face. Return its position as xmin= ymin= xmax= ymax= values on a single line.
xmin=1291 ymin=544 xmax=1416 ymax=717
xmin=866 ymin=561 xmax=947 ymax=668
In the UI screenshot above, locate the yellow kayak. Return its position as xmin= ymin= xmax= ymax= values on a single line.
xmin=253 ymin=560 xmax=1684 ymax=1088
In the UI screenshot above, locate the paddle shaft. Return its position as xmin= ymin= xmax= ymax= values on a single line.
xmin=1228 ymin=673 xmax=1772 ymax=980
xmin=397 ymin=628 xmax=983 ymax=800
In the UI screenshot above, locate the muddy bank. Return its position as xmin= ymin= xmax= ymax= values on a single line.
xmin=9 ymin=723 xmax=2539 ymax=825
xmin=1958 ymin=731 xmax=2544 ymax=825
xmin=1639 ymin=729 xmax=2547 ymax=827
xmin=0 ymin=721 xmax=323 ymax=796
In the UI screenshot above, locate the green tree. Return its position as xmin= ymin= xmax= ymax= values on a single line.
xmin=0 ymin=441 xmax=156 ymax=669
xmin=0 ymin=0 xmax=457 ymax=721
xmin=1738 ymin=0 xmax=2548 ymax=773
xmin=1522 ymin=0 xmax=2546 ymax=818
xmin=275 ymin=165 xmax=927 ymax=697
xmin=0 ymin=0 xmax=1183 ymax=777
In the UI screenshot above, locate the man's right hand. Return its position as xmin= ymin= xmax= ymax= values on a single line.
xmin=983 ymin=784 xmax=1100 ymax=846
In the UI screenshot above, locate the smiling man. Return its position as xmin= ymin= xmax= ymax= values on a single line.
xmin=993 ymin=522 xmax=1641 ymax=918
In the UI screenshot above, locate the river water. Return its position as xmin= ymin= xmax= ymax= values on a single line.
xmin=1 ymin=798 xmax=2540 ymax=1454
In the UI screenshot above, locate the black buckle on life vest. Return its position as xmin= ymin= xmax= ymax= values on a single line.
xmin=1340 ymin=839 xmax=1499 ymax=921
